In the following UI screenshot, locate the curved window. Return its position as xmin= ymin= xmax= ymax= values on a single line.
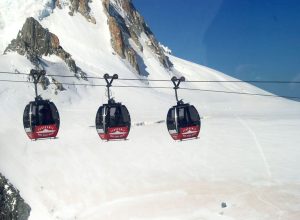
xmin=121 ymin=106 xmax=130 ymax=124
xmin=23 ymin=104 xmax=31 ymax=128
xmin=189 ymin=105 xmax=200 ymax=123
xmin=96 ymin=106 xmax=105 ymax=129
xmin=177 ymin=107 xmax=188 ymax=127
xmin=49 ymin=102 xmax=60 ymax=127
xmin=167 ymin=108 xmax=176 ymax=130
xmin=37 ymin=104 xmax=55 ymax=125
xmin=109 ymin=106 xmax=120 ymax=127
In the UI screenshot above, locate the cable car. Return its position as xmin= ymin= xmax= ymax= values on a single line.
xmin=23 ymin=69 xmax=60 ymax=140
xmin=166 ymin=77 xmax=201 ymax=140
xmin=95 ymin=74 xmax=131 ymax=141
xmin=167 ymin=102 xmax=200 ymax=140
xmin=96 ymin=100 xmax=131 ymax=140
xmin=23 ymin=99 xmax=60 ymax=139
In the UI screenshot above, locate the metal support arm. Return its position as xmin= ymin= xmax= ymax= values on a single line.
xmin=104 ymin=73 xmax=118 ymax=101
xmin=171 ymin=76 xmax=185 ymax=103
xmin=30 ymin=69 xmax=46 ymax=100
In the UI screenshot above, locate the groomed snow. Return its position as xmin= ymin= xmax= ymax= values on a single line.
xmin=0 ymin=1 xmax=300 ymax=220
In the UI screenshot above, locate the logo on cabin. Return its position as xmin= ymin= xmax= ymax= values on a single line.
xmin=109 ymin=127 xmax=128 ymax=137
xmin=36 ymin=125 xmax=57 ymax=136
xmin=181 ymin=126 xmax=199 ymax=136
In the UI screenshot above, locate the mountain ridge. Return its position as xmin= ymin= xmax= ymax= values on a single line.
xmin=2 ymin=0 xmax=172 ymax=79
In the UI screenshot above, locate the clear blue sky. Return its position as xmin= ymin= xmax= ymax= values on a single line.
xmin=133 ymin=0 xmax=300 ymax=98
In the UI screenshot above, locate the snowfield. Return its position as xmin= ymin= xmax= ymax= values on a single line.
xmin=1 ymin=1 xmax=300 ymax=220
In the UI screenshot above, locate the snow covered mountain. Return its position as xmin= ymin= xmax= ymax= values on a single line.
xmin=0 ymin=0 xmax=300 ymax=219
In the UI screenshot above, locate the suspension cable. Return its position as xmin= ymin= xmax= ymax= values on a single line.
xmin=1 ymin=71 xmax=300 ymax=84
xmin=1 ymin=79 xmax=300 ymax=100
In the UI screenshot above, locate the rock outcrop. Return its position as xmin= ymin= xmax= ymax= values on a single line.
xmin=4 ymin=17 xmax=86 ymax=81
xmin=55 ymin=0 xmax=63 ymax=9
xmin=0 ymin=173 xmax=31 ymax=220
xmin=68 ymin=0 xmax=96 ymax=24
xmin=126 ymin=48 xmax=140 ymax=73
xmin=108 ymin=16 xmax=125 ymax=58
xmin=103 ymin=0 xmax=173 ymax=75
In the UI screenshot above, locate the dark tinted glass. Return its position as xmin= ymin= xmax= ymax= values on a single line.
xmin=109 ymin=106 xmax=119 ymax=127
xmin=37 ymin=103 xmax=55 ymax=125
xmin=23 ymin=104 xmax=31 ymax=128
xmin=96 ymin=106 xmax=104 ymax=129
xmin=31 ymin=103 xmax=38 ymax=126
xmin=49 ymin=102 xmax=60 ymax=127
xmin=189 ymin=105 xmax=200 ymax=122
xmin=121 ymin=105 xmax=130 ymax=124
xmin=167 ymin=107 xmax=176 ymax=130
xmin=177 ymin=107 xmax=188 ymax=127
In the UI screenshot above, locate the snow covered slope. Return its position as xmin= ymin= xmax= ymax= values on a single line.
xmin=1 ymin=1 xmax=300 ymax=220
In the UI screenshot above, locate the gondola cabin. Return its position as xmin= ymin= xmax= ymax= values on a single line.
xmin=95 ymin=102 xmax=131 ymax=140
xmin=167 ymin=103 xmax=201 ymax=140
xmin=23 ymin=100 xmax=60 ymax=140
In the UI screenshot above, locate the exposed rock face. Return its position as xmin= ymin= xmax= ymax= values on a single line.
xmin=4 ymin=17 xmax=86 ymax=81
xmin=108 ymin=16 xmax=125 ymax=58
xmin=55 ymin=0 xmax=63 ymax=9
xmin=103 ymin=0 xmax=110 ymax=11
xmin=103 ymin=1 xmax=140 ymax=74
xmin=126 ymin=48 xmax=140 ymax=73
xmin=147 ymin=35 xmax=172 ymax=69
xmin=103 ymin=0 xmax=173 ymax=74
xmin=5 ymin=17 xmax=59 ymax=56
xmin=69 ymin=0 xmax=96 ymax=24
xmin=0 ymin=173 xmax=31 ymax=220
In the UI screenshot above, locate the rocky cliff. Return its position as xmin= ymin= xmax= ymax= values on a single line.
xmin=103 ymin=0 xmax=173 ymax=75
xmin=4 ymin=0 xmax=172 ymax=79
xmin=5 ymin=17 xmax=85 ymax=76
xmin=0 ymin=173 xmax=31 ymax=220
xmin=68 ymin=0 xmax=96 ymax=24
xmin=4 ymin=17 xmax=86 ymax=86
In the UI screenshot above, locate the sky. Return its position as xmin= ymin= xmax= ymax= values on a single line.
xmin=133 ymin=0 xmax=300 ymax=98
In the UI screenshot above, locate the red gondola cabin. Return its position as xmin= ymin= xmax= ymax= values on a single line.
xmin=23 ymin=99 xmax=60 ymax=140
xmin=95 ymin=101 xmax=131 ymax=140
xmin=167 ymin=103 xmax=200 ymax=140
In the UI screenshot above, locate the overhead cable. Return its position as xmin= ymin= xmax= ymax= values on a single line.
xmin=1 ymin=79 xmax=300 ymax=100
xmin=1 ymin=71 xmax=300 ymax=84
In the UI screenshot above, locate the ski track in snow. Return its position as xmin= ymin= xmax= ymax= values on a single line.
xmin=236 ymin=116 xmax=272 ymax=179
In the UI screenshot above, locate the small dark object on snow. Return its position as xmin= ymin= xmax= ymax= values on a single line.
xmin=221 ymin=202 xmax=227 ymax=208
